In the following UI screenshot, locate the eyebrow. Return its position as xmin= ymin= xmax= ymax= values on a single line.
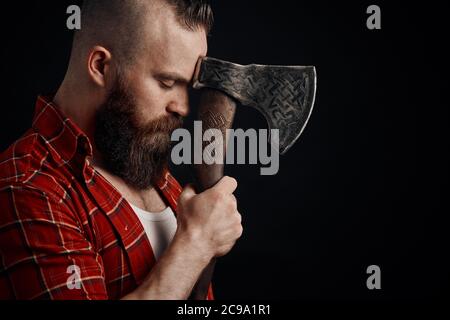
xmin=154 ymin=71 xmax=192 ymax=84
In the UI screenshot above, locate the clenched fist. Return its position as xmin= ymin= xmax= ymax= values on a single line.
xmin=175 ymin=176 xmax=243 ymax=260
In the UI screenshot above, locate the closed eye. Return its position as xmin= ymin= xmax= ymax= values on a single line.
xmin=159 ymin=79 xmax=176 ymax=89
xmin=155 ymin=71 xmax=191 ymax=89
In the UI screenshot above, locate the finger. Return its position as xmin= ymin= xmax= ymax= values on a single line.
xmin=179 ymin=184 xmax=197 ymax=202
xmin=214 ymin=176 xmax=237 ymax=194
xmin=230 ymin=194 xmax=237 ymax=209
xmin=236 ymin=210 xmax=242 ymax=224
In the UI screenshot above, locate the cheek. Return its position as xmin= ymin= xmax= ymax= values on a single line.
xmin=133 ymin=77 xmax=168 ymax=122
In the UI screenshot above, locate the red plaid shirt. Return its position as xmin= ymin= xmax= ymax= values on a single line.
xmin=0 ymin=96 xmax=213 ymax=300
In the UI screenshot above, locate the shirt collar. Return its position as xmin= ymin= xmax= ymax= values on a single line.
xmin=32 ymin=96 xmax=93 ymax=167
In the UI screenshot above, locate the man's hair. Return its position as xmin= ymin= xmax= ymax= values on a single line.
xmin=73 ymin=0 xmax=213 ymax=64
xmin=165 ymin=0 xmax=214 ymax=33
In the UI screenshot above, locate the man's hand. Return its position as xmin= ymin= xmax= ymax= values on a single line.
xmin=176 ymin=176 xmax=243 ymax=259
xmin=122 ymin=176 xmax=242 ymax=300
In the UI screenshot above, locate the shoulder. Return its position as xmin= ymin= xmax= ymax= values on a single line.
xmin=0 ymin=131 xmax=71 ymax=202
xmin=0 ymin=130 xmax=41 ymax=184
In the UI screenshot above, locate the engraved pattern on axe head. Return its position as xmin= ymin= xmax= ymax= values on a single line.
xmin=193 ymin=57 xmax=317 ymax=154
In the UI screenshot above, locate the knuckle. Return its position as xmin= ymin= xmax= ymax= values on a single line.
xmin=237 ymin=225 xmax=244 ymax=238
xmin=230 ymin=194 xmax=237 ymax=205
xmin=223 ymin=176 xmax=237 ymax=187
xmin=236 ymin=212 xmax=242 ymax=224
xmin=212 ymin=190 xmax=225 ymax=202
xmin=226 ymin=198 xmax=237 ymax=211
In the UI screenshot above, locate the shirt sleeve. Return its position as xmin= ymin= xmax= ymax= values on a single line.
xmin=0 ymin=185 xmax=108 ymax=300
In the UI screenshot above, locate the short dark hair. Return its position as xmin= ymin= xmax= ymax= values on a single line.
xmin=73 ymin=0 xmax=213 ymax=64
xmin=166 ymin=0 xmax=214 ymax=34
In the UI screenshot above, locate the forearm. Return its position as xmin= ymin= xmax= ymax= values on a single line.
xmin=122 ymin=233 xmax=211 ymax=300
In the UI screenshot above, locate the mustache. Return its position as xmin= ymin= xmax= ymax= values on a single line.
xmin=140 ymin=114 xmax=184 ymax=135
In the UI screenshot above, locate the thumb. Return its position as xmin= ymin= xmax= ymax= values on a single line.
xmin=179 ymin=183 xmax=197 ymax=203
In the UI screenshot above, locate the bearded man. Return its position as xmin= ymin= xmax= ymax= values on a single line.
xmin=0 ymin=0 xmax=242 ymax=300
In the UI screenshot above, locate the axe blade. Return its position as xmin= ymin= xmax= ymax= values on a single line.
xmin=193 ymin=57 xmax=317 ymax=154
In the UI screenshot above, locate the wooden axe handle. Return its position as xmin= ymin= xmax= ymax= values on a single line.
xmin=189 ymin=89 xmax=236 ymax=300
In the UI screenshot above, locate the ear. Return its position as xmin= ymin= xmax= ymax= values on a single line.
xmin=87 ymin=46 xmax=112 ymax=88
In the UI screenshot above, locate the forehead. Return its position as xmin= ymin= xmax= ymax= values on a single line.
xmin=140 ymin=2 xmax=208 ymax=80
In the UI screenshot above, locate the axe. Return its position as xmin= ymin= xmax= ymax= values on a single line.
xmin=189 ymin=57 xmax=317 ymax=299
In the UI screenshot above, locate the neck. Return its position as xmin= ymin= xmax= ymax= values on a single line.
xmin=54 ymin=72 xmax=107 ymax=166
xmin=55 ymin=80 xmax=96 ymax=137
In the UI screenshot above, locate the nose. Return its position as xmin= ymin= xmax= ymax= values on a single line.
xmin=166 ymin=89 xmax=189 ymax=117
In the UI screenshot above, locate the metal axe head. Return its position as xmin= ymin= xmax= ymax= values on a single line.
xmin=193 ymin=57 xmax=317 ymax=155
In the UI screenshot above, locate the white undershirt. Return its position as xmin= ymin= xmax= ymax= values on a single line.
xmin=129 ymin=203 xmax=178 ymax=260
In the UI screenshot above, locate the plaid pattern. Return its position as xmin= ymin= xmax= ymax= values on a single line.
xmin=0 ymin=96 xmax=213 ymax=300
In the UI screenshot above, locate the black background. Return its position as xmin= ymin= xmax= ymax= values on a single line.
xmin=0 ymin=0 xmax=448 ymax=300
